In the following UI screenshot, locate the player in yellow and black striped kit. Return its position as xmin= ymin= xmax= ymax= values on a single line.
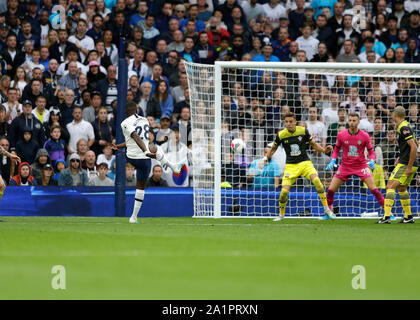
xmin=265 ymin=112 xmax=336 ymax=221
xmin=377 ymin=106 xmax=419 ymax=224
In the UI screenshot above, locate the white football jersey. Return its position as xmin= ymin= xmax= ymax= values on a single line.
xmin=121 ymin=114 xmax=150 ymax=159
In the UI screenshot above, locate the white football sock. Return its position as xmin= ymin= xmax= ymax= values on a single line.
xmin=131 ymin=189 xmax=145 ymax=220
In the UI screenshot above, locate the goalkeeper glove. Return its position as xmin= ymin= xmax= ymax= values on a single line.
xmin=326 ymin=159 xmax=336 ymax=171
xmin=368 ymin=159 xmax=375 ymax=171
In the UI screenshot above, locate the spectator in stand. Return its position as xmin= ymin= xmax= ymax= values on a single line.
xmin=138 ymin=81 xmax=160 ymax=119
xmin=43 ymin=124 xmax=66 ymax=168
xmin=107 ymin=11 xmax=132 ymax=51
xmin=327 ymin=107 xmax=348 ymax=145
xmin=174 ymin=106 xmax=192 ymax=148
xmin=146 ymin=164 xmax=169 ymax=187
xmin=43 ymin=59 xmax=59 ymax=91
xmin=154 ymin=79 xmax=174 ymax=118
xmin=383 ymin=47 xmax=396 ymax=63
xmin=247 ymin=146 xmax=281 ymax=189
xmin=405 ymin=10 xmax=420 ymax=39
xmin=68 ymin=19 xmax=95 ymax=63
xmin=359 ymin=104 xmax=377 ymax=133
xmin=58 ymin=153 xmax=89 ymax=186
xmin=96 ymin=143 xmax=115 ymax=170
xmin=86 ymin=60 xmax=106 ymax=91
xmin=142 ymin=63 xmax=170 ymax=96
xmin=130 ymin=0 xmax=148 ymax=27
xmin=181 ymin=4 xmax=206 ymax=33
xmin=372 ymin=117 xmax=386 ymax=146
xmin=194 ymin=32 xmax=216 ymax=64
xmin=15 ymin=126 xmax=39 ymax=165
xmin=0 ymin=105 xmax=9 ymax=137
xmin=103 ymin=29 xmax=118 ymax=66
xmin=96 ymin=65 xmax=118 ymax=114
xmin=128 ymin=48 xmax=148 ymax=83
xmin=305 ymin=106 xmax=329 ymax=175
xmin=391 ymin=27 xmax=409 ymax=51
xmin=139 ymin=13 xmax=160 ymax=45
xmin=314 ymin=14 xmax=335 ymax=54
xmin=340 ymin=85 xmax=367 ymax=119
xmin=1 ymin=33 xmax=26 ymax=78
xmin=73 ymin=138 xmax=89 ymax=166
xmin=377 ymin=129 xmax=399 ymax=174
xmin=163 ymin=50 xmax=179 ymax=80
xmin=0 ymin=137 xmax=14 ymax=185
xmin=296 ymin=23 xmax=319 ymax=60
xmin=203 ymin=16 xmax=230 ymax=47
xmin=167 ymin=29 xmax=185 ymax=54
xmin=126 ymin=162 xmax=136 ymax=187
xmin=180 ymin=36 xmax=199 ymax=63
xmin=394 ymin=47 xmax=406 ymax=63
xmin=3 ymin=87 xmax=21 ymax=124
xmin=155 ymin=2 xmax=176 ymax=35
xmin=404 ymin=38 xmax=420 ymax=63
xmin=252 ymin=41 xmax=280 ymax=62
xmin=272 ymin=27 xmax=291 ymax=61
xmin=358 ymin=37 xmax=381 ymax=62
xmin=57 ymin=61 xmax=79 ymax=91
xmin=17 ymin=19 xmax=40 ymax=50
xmin=173 ymin=87 xmax=190 ymax=119
xmin=89 ymin=162 xmax=114 ymax=186
xmin=31 ymin=148 xmax=51 ymax=182
xmin=83 ymin=150 xmax=99 ymax=182
xmin=58 ymin=88 xmax=76 ymax=126
xmin=86 ymin=14 xmax=104 ymax=42
xmin=335 ymin=14 xmax=361 ymax=55
xmin=37 ymin=164 xmax=58 ymax=186
xmin=66 ymin=106 xmax=95 ymax=154
xmin=48 ymin=29 xmax=77 ymax=64
xmin=311 ymin=41 xmax=330 ymax=62
xmin=327 ymin=1 xmax=344 ymax=33
xmin=91 ymin=106 xmax=115 ymax=155
xmin=11 ymin=67 xmax=29 ymax=97
xmin=32 ymin=96 xmax=49 ymax=125
xmin=172 ymin=72 xmax=188 ymax=105
xmin=9 ymin=162 xmax=37 ymax=186
xmin=9 ymin=100 xmax=46 ymax=151
xmin=288 ymin=0 xmax=306 ymax=34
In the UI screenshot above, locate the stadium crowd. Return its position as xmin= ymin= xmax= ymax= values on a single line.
xmin=0 ymin=0 xmax=419 ymax=188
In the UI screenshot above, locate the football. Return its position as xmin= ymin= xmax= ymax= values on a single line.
xmin=231 ymin=138 xmax=246 ymax=154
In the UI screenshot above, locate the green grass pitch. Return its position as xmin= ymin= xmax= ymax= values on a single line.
xmin=1 ymin=216 xmax=420 ymax=300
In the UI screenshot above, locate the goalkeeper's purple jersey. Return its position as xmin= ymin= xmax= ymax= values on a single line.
xmin=332 ymin=129 xmax=375 ymax=168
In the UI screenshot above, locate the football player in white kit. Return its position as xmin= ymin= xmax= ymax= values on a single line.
xmin=112 ymin=102 xmax=185 ymax=223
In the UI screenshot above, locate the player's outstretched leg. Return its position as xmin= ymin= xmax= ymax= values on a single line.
xmin=274 ymin=187 xmax=289 ymax=221
xmin=156 ymin=147 xmax=186 ymax=174
xmin=311 ymin=175 xmax=335 ymax=220
xmin=398 ymin=186 xmax=414 ymax=224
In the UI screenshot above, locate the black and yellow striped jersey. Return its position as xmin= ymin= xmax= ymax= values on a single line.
xmin=397 ymin=120 xmax=418 ymax=166
xmin=274 ymin=126 xmax=312 ymax=164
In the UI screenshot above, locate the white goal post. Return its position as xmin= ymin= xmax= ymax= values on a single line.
xmin=185 ymin=61 xmax=420 ymax=219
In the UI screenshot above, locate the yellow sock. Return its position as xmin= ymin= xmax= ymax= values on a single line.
xmin=312 ymin=177 xmax=328 ymax=207
xmin=399 ymin=191 xmax=412 ymax=218
xmin=279 ymin=188 xmax=289 ymax=216
xmin=384 ymin=189 xmax=396 ymax=218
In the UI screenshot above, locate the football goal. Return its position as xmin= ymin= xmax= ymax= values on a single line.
xmin=185 ymin=61 xmax=420 ymax=218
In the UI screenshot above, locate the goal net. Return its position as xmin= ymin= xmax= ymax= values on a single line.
xmin=185 ymin=61 xmax=420 ymax=218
